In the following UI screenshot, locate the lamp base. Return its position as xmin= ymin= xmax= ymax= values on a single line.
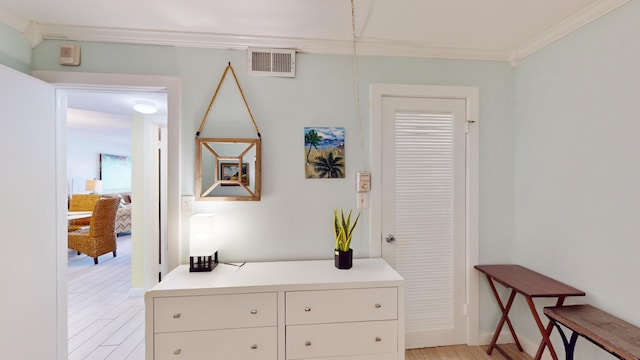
xmin=189 ymin=251 xmax=218 ymax=272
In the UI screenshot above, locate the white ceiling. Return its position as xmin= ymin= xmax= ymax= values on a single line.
xmin=1 ymin=0 xmax=629 ymax=141
xmin=0 ymin=0 xmax=629 ymax=63
xmin=67 ymin=91 xmax=168 ymax=118
xmin=65 ymin=91 xmax=167 ymax=145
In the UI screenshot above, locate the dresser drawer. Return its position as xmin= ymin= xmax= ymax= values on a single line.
xmin=155 ymin=327 xmax=277 ymax=360
xmin=286 ymin=320 xmax=397 ymax=359
xmin=286 ymin=288 xmax=397 ymax=325
xmin=154 ymin=292 xmax=277 ymax=333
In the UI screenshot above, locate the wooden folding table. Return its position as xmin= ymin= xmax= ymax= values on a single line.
xmin=475 ymin=264 xmax=585 ymax=360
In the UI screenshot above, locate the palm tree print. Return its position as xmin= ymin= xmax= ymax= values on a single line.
xmin=304 ymin=127 xmax=345 ymax=179
xmin=314 ymin=152 xmax=344 ymax=178
xmin=304 ymin=129 xmax=322 ymax=163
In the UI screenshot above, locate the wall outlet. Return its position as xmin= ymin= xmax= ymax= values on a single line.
xmin=357 ymin=192 xmax=369 ymax=209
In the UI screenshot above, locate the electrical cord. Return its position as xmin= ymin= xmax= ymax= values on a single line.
xmin=351 ymin=0 xmax=366 ymax=170
xmin=221 ymin=262 xmax=246 ymax=268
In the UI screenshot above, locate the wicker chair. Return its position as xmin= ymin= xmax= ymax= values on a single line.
xmin=68 ymin=197 xmax=120 ymax=264
xmin=68 ymin=194 xmax=100 ymax=231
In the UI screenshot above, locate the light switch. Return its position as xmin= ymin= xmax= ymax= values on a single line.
xmin=356 ymin=171 xmax=370 ymax=192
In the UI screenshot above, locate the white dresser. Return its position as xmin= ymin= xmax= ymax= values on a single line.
xmin=145 ymin=258 xmax=405 ymax=360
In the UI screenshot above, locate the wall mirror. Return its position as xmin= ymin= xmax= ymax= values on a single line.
xmin=196 ymin=138 xmax=261 ymax=201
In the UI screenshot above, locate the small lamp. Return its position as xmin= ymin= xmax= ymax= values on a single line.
xmin=189 ymin=214 xmax=218 ymax=272
xmin=85 ymin=179 xmax=103 ymax=194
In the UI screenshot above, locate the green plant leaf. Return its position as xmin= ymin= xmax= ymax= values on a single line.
xmin=333 ymin=208 xmax=359 ymax=252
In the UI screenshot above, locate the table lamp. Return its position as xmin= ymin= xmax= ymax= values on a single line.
xmin=189 ymin=213 xmax=218 ymax=272
xmin=85 ymin=179 xmax=103 ymax=194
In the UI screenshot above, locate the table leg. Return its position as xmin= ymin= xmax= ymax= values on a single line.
xmin=485 ymin=275 xmax=523 ymax=354
xmin=547 ymin=318 xmax=579 ymax=360
xmin=530 ymin=296 xmax=566 ymax=360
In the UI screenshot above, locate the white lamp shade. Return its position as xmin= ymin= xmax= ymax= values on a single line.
xmin=85 ymin=179 xmax=103 ymax=192
xmin=190 ymin=214 xmax=217 ymax=256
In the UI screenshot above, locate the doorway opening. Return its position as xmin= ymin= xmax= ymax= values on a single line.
xmin=32 ymin=70 xmax=181 ymax=359
xmin=64 ymin=89 xmax=167 ymax=358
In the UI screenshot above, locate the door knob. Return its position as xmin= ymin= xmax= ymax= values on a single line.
xmin=385 ymin=234 xmax=396 ymax=243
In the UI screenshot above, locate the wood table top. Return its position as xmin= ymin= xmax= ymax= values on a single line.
xmin=475 ymin=264 xmax=585 ymax=298
xmin=67 ymin=211 xmax=92 ymax=221
xmin=545 ymin=305 xmax=640 ymax=360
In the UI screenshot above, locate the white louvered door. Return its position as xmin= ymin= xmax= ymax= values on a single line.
xmin=381 ymin=96 xmax=467 ymax=348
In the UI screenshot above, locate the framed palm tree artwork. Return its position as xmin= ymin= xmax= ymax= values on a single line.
xmin=304 ymin=127 xmax=345 ymax=178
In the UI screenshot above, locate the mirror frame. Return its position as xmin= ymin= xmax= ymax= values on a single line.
xmin=195 ymin=137 xmax=261 ymax=201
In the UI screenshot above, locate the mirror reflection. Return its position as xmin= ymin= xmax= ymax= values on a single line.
xmin=196 ymin=138 xmax=261 ymax=201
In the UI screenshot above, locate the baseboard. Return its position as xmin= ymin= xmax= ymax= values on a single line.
xmin=477 ymin=332 xmax=553 ymax=360
xmin=519 ymin=336 xmax=553 ymax=360
xmin=477 ymin=331 xmax=514 ymax=345
xmin=129 ymin=288 xmax=144 ymax=297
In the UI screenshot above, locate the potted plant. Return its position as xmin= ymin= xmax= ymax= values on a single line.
xmin=333 ymin=209 xmax=360 ymax=269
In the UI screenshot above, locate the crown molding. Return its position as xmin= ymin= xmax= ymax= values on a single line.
xmin=35 ymin=23 xmax=510 ymax=62
xmin=510 ymin=0 xmax=630 ymax=66
xmin=6 ymin=0 xmax=626 ymax=64
xmin=0 ymin=9 xmax=43 ymax=48
xmin=0 ymin=8 xmax=30 ymax=32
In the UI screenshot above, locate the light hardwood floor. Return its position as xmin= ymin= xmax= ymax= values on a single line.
xmin=406 ymin=344 xmax=532 ymax=359
xmin=68 ymin=234 xmax=144 ymax=360
xmin=68 ymin=235 xmax=531 ymax=360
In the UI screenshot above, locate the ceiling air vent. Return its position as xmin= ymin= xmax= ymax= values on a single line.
xmin=248 ymin=48 xmax=296 ymax=77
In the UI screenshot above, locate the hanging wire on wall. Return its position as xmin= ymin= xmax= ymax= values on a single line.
xmin=350 ymin=0 xmax=367 ymax=170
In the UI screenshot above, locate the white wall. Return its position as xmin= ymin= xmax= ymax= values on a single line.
xmin=67 ymin=108 xmax=131 ymax=194
xmin=513 ymin=1 xmax=640 ymax=358
xmin=0 ymin=65 xmax=59 ymax=359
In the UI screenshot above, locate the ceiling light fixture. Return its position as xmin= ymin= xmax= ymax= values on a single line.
xmin=133 ymin=101 xmax=158 ymax=114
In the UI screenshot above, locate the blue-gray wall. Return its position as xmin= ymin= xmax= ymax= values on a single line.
xmin=26 ymin=40 xmax=516 ymax=335
xmin=30 ymin=40 xmax=515 ymax=263
xmin=0 ymin=21 xmax=31 ymax=72
xmin=514 ymin=1 xmax=640 ymax=358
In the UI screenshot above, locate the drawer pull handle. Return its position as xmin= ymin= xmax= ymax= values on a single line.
xmin=375 ymin=303 xmax=382 ymax=308
xmin=172 ymin=313 xmax=181 ymax=319
xmin=375 ymin=337 xmax=382 ymax=342
xmin=305 ymin=341 xmax=312 ymax=346
xmin=251 ymin=344 xmax=258 ymax=350
xmin=304 ymin=307 xmax=311 ymax=312
xmin=250 ymin=309 xmax=258 ymax=315
xmin=173 ymin=349 xmax=181 ymax=355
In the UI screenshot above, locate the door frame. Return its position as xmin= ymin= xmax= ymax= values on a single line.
xmin=370 ymin=83 xmax=480 ymax=345
xmin=31 ymin=70 xmax=181 ymax=357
